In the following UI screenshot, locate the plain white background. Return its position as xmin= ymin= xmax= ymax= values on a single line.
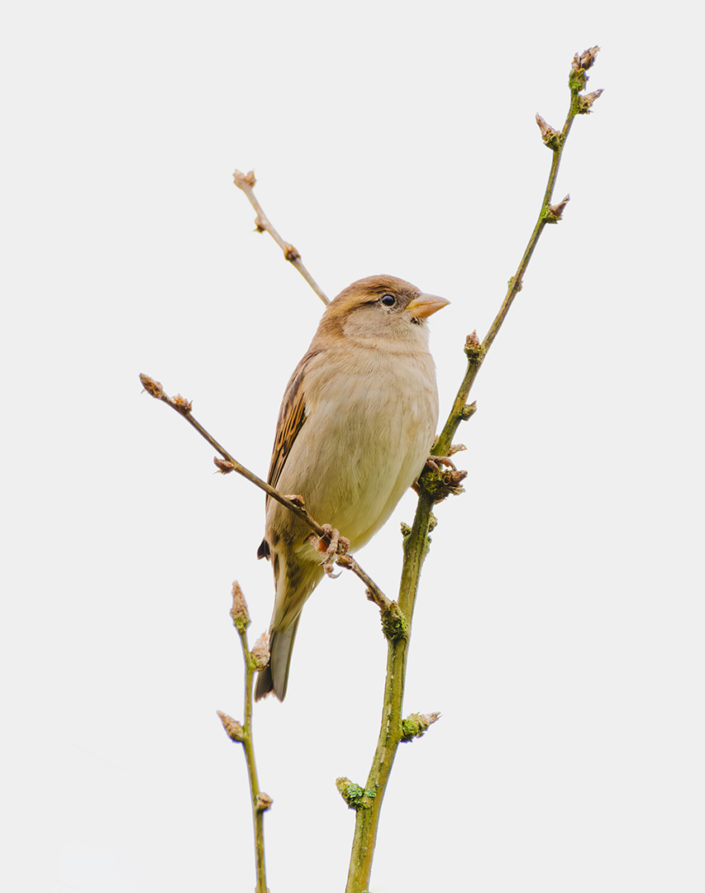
xmin=2 ymin=2 xmax=703 ymax=891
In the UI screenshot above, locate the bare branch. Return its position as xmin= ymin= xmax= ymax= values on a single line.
xmin=218 ymin=582 xmax=269 ymax=892
xmin=344 ymin=46 xmax=604 ymax=893
xmin=233 ymin=169 xmax=330 ymax=306
xmin=139 ymin=373 xmax=391 ymax=610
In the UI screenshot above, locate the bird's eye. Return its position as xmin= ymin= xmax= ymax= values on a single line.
xmin=380 ymin=294 xmax=396 ymax=307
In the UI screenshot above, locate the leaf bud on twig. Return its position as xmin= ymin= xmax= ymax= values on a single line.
xmin=544 ymin=194 xmax=570 ymax=223
xmin=230 ymin=581 xmax=250 ymax=630
xmin=171 ymin=394 xmax=192 ymax=415
xmin=139 ymin=373 xmax=164 ymax=400
xmin=464 ymin=331 xmax=484 ymax=364
xmin=574 ymin=45 xmax=599 ymax=71
xmin=256 ymin=792 xmax=273 ymax=812
xmin=569 ymin=46 xmax=599 ymax=93
xmin=535 ymin=113 xmax=562 ymax=150
xmin=577 ymin=89 xmax=604 ymax=114
xmin=232 ymin=169 xmax=256 ymax=189
xmin=336 ymin=777 xmax=376 ymax=810
xmin=217 ymin=710 xmax=245 ymax=743
xmin=400 ymin=712 xmax=441 ymax=741
xmin=250 ymin=633 xmax=270 ymax=670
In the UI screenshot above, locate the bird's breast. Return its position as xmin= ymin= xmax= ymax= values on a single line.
xmin=268 ymin=346 xmax=438 ymax=551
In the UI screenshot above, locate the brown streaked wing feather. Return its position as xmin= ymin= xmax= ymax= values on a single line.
xmin=266 ymin=351 xmax=318 ymax=492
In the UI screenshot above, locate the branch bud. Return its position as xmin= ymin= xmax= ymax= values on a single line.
xmin=230 ymin=581 xmax=250 ymax=631
xmin=214 ymin=457 xmax=235 ymax=474
xmin=535 ymin=113 xmax=562 ymax=150
xmin=233 ymin=169 xmax=256 ymax=189
xmin=574 ymin=46 xmax=599 ymax=71
xmin=569 ymin=46 xmax=600 ymax=93
xmin=577 ymin=89 xmax=604 ymax=114
xmin=544 ymin=194 xmax=570 ymax=223
xmin=380 ymin=599 xmax=408 ymax=642
xmin=250 ymin=633 xmax=270 ymax=670
xmin=336 ymin=777 xmax=376 ymax=810
xmin=464 ymin=331 xmax=484 ymax=364
xmin=170 ymin=394 xmax=192 ymax=415
xmin=256 ymin=792 xmax=273 ymax=812
xmin=217 ymin=710 xmax=245 ymax=743
xmin=283 ymin=243 xmax=301 ymax=262
xmin=139 ymin=373 xmax=164 ymax=400
xmin=401 ymin=711 xmax=441 ymax=742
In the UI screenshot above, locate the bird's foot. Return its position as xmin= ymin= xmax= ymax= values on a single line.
xmin=311 ymin=524 xmax=351 ymax=577
xmin=424 ymin=455 xmax=457 ymax=473
xmin=413 ymin=455 xmax=467 ymax=501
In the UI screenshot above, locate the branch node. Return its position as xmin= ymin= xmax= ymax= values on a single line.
xmin=400 ymin=712 xmax=441 ymax=742
xmin=460 ymin=401 xmax=477 ymax=421
xmin=416 ymin=465 xmax=468 ymax=503
xmin=380 ymin=600 xmax=408 ymax=642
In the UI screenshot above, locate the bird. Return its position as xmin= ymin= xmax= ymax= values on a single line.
xmin=255 ymin=274 xmax=449 ymax=700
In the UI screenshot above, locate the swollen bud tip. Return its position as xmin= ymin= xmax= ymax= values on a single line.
xmin=230 ymin=581 xmax=250 ymax=629
xmin=217 ymin=710 xmax=245 ymax=742
xmin=233 ymin=169 xmax=256 ymax=189
xmin=251 ymin=633 xmax=270 ymax=670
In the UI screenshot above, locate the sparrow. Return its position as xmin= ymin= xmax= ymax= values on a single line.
xmin=255 ymin=274 xmax=449 ymax=700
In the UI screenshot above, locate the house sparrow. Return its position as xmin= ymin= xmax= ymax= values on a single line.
xmin=255 ymin=274 xmax=449 ymax=700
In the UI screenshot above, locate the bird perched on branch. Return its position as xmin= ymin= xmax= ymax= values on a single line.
xmin=255 ymin=274 xmax=449 ymax=700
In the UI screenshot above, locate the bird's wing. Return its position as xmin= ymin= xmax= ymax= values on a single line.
xmin=266 ymin=351 xmax=316 ymax=492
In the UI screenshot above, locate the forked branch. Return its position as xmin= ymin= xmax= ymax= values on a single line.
xmin=343 ymin=46 xmax=603 ymax=893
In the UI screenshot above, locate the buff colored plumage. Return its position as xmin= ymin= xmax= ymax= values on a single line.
xmin=255 ymin=275 xmax=448 ymax=700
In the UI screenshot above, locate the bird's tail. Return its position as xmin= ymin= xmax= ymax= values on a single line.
xmin=254 ymin=616 xmax=301 ymax=701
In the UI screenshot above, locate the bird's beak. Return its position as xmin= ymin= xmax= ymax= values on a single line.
xmin=406 ymin=294 xmax=450 ymax=318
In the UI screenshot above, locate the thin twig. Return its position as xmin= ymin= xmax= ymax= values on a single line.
xmin=218 ymin=583 xmax=270 ymax=893
xmin=344 ymin=46 xmax=603 ymax=893
xmin=434 ymin=45 xmax=602 ymax=459
xmin=233 ymin=169 xmax=330 ymax=306
xmin=139 ymin=373 xmax=391 ymax=611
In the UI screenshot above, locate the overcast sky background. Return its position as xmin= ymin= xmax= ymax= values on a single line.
xmin=2 ymin=2 xmax=703 ymax=891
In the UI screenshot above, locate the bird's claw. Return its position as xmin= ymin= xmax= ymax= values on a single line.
xmin=424 ymin=455 xmax=457 ymax=473
xmin=311 ymin=524 xmax=350 ymax=576
xmin=413 ymin=455 xmax=467 ymax=501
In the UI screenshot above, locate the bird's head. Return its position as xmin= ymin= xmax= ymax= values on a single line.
xmin=318 ymin=275 xmax=449 ymax=350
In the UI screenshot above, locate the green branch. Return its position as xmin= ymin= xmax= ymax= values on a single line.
xmin=217 ymin=583 xmax=272 ymax=893
xmin=343 ymin=45 xmax=602 ymax=893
